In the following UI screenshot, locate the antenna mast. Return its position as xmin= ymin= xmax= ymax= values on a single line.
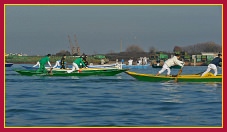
xmin=68 ymin=35 xmax=76 ymax=55
xmin=74 ymin=34 xmax=80 ymax=55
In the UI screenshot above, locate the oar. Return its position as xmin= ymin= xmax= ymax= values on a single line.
xmin=194 ymin=70 xmax=205 ymax=75
xmin=174 ymin=66 xmax=184 ymax=83
xmin=48 ymin=67 xmax=53 ymax=75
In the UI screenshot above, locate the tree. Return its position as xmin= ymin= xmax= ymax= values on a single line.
xmin=173 ymin=46 xmax=182 ymax=52
xmin=182 ymin=41 xmax=222 ymax=54
xmin=56 ymin=50 xmax=71 ymax=56
xmin=149 ymin=46 xmax=157 ymax=54
xmin=125 ymin=45 xmax=144 ymax=52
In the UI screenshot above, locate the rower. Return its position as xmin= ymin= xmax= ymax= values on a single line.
xmin=201 ymin=53 xmax=222 ymax=77
xmin=156 ymin=53 xmax=184 ymax=76
xmin=36 ymin=54 xmax=52 ymax=73
xmin=53 ymin=60 xmax=61 ymax=68
xmin=67 ymin=56 xmax=87 ymax=73
xmin=60 ymin=54 xmax=67 ymax=69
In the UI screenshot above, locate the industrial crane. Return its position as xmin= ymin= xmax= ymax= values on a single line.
xmin=74 ymin=34 xmax=80 ymax=56
xmin=68 ymin=35 xmax=76 ymax=55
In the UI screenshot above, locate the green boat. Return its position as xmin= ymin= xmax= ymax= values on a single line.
xmin=15 ymin=68 xmax=128 ymax=77
xmin=125 ymin=71 xmax=222 ymax=82
xmin=152 ymin=64 xmax=181 ymax=69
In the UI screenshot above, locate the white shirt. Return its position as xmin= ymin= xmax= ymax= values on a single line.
xmin=128 ymin=59 xmax=133 ymax=65
xmin=165 ymin=56 xmax=184 ymax=67
xmin=53 ymin=60 xmax=60 ymax=68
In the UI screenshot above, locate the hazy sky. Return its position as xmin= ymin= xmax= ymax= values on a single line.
xmin=6 ymin=5 xmax=222 ymax=55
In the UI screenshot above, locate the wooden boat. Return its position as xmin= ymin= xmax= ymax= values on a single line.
xmin=125 ymin=71 xmax=222 ymax=82
xmin=14 ymin=68 xmax=128 ymax=76
xmin=22 ymin=65 xmax=73 ymax=70
xmin=5 ymin=63 xmax=13 ymax=67
xmin=152 ymin=64 xmax=181 ymax=69
xmin=22 ymin=65 xmax=39 ymax=70
xmin=22 ymin=65 xmax=121 ymax=71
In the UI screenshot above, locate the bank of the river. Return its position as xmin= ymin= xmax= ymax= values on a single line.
xmin=6 ymin=56 xmax=208 ymax=66
xmin=5 ymin=56 xmax=109 ymax=65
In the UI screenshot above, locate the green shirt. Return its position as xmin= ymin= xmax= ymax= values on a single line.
xmin=39 ymin=56 xmax=50 ymax=65
xmin=73 ymin=58 xmax=86 ymax=67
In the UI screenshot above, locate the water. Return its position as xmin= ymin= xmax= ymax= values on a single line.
xmin=5 ymin=64 xmax=222 ymax=127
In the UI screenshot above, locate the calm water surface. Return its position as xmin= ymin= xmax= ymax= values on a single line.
xmin=5 ymin=64 xmax=222 ymax=127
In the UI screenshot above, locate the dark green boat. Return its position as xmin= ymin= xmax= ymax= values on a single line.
xmin=15 ymin=68 xmax=128 ymax=77
xmin=125 ymin=71 xmax=222 ymax=82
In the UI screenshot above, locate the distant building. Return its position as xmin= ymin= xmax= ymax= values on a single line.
xmin=192 ymin=52 xmax=219 ymax=63
xmin=201 ymin=52 xmax=219 ymax=57
xmin=6 ymin=53 xmax=28 ymax=56
xmin=201 ymin=52 xmax=219 ymax=61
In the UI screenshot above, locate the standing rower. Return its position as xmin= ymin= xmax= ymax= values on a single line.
xmin=156 ymin=53 xmax=184 ymax=76
xmin=201 ymin=53 xmax=222 ymax=76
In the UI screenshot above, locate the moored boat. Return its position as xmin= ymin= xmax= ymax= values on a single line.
xmin=14 ymin=68 xmax=128 ymax=76
xmin=5 ymin=63 xmax=13 ymax=67
xmin=125 ymin=71 xmax=222 ymax=82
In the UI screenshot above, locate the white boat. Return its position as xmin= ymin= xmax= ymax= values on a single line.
xmin=87 ymin=63 xmax=122 ymax=69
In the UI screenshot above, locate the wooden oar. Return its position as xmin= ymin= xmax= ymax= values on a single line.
xmin=47 ymin=67 xmax=53 ymax=75
xmin=194 ymin=70 xmax=205 ymax=75
xmin=174 ymin=66 xmax=183 ymax=83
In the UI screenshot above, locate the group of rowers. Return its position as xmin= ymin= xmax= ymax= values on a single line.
xmin=34 ymin=54 xmax=88 ymax=73
xmin=34 ymin=52 xmax=222 ymax=76
xmin=155 ymin=53 xmax=222 ymax=77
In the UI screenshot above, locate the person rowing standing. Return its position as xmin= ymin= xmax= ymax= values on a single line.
xmin=60 ymin=54 xmax=67 ymax=69
xmin=156 ymin=53 xmax=184 ymax=76
xmin=36 ymin=54 xmax=52 ymax=73
xmin=67 ymin=56 xmax=87 ymax=73
xmin=82 ymin=55 xmax=88 ymax=67
xmin=201 ymin=53 xmax=222 ymax=77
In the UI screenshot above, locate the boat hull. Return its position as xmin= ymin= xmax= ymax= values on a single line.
xmin=15 ymin=69 xmax=128 ymax=76
xmin=125 ymin=71 xmax=222 ymax=82
xmin=5 ymin=63 xmax=13 ymax=67
xmin=22 ymin=65 xmax=39 ymax=70
xmin=22 ymin=65 xmax=73 ymax=70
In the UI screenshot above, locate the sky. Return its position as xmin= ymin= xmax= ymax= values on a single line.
xmin=5 ymin=5 xmax=222 ymax=56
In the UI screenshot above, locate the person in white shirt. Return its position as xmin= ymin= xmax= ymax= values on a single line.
xmin=128 ymin=58 xmax=133 ymax=65
xmin=156 ymin=54 xmax=184 ymax=76
xmin=143 ymin=57 xmax=147 ymax=65
xmin=116 ymin=59 xmax=119 ymax=64
xmin=101 ymin=59 xmax=105 ymax=65
xmin=137 ymin=58 xmax=142 ymax=65
xmin=33 ymin=61 xmax=40 ymax=67
xmin=156 ymin=59 xmax=160 ymax=66
xmin=201 ymin=53 xmax=222 ymax=76
xmin=53 ymin=60 xmax=61 ymax=68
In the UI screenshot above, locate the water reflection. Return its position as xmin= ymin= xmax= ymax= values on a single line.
xmin=158 ymin=82 xmax=183 ymax=103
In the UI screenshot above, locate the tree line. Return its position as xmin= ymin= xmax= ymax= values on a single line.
xmin=173 ymin=41 xmax=222 ymax=54
xmin=55 ymin=41 xmax=221 ymax=57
